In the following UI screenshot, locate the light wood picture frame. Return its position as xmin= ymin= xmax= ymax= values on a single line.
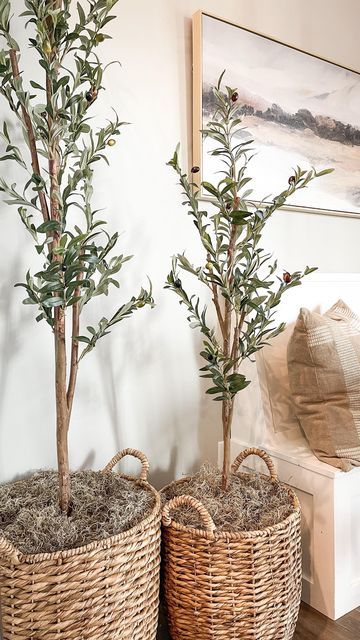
xmin=193 ymin=11 xmax=360 ymax=218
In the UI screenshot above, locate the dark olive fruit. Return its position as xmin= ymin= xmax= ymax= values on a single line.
xmin=231 ymin=92 xmax=239 ymax=102
xmin=288 ymin=176 xmax=296 ymax=185
xmin=283 ymin=271 xmax=292 ymax=284
xmin=191 ymin=166 xmax=200 ymax=173
xmin=61 ymin=265 xmax=67 ymax=272
xmin=86 ymin=87 xmax=98 ymax=102
xmin=174 ymin=279 xmax=182 ymax=288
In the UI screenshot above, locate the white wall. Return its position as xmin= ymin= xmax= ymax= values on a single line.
xmin=0 ymin=0 xmax=360 ymax=488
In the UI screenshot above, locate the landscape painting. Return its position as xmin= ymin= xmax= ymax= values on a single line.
xmin=193 ymin=12 xmax=360 ymax=215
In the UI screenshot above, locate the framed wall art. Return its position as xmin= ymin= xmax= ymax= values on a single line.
xmin=193 ymin=11 xmax=360 ymax=217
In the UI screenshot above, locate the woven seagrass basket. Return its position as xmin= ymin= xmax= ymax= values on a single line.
xmin=0 ymin=448 xmax=161 ymax=640
xmin=161 ymin=448 xmax=302 ymax=640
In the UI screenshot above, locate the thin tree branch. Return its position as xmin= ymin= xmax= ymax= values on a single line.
xmin=67 ymin=281 xmax=81 ymax=413
xmin=211 ymin=282 xmax=226 ymax=339
xmin=8 ymin=49 xmax=50 ymax=223
xmin=205 ymin=252 xmax=226 ymax=339
xmin=230 ymin=317 xmax=240 ymax=369
xmin=230 ymin=309 xmax=246 ymax=370
xmin=223 ymin=222 xmax=237 ymax=357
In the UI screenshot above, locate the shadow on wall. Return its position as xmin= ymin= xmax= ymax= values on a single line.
xmin=77 ymin=450 xmax=96 ymax=472
xmin=144 ymin=320 xmax=221 ymax=488
xmin=197 ymin=351 xmax=222 ymax=468
xmin=0 ymin=255 xmax=30 ymax=477
xmin=95 ymin=307 xmax=185 ymax=487
xmin=97 ymin=338 xmax=124 ymax=457
xmin=0 ymin=257 xmax=23 ymax=416
xmin=93 ymin=289 xmax=221 ymax=489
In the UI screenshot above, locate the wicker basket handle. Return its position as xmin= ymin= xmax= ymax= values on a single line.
xmin=231 ymin=447 xmax=278 ymax=482
xmin=0 ymin=536 xmax=20 ymax=564
xmin=102 ymin=448 xmax=149 ymax=481
xmin=162 ymin=495 xmax=216 ymax=536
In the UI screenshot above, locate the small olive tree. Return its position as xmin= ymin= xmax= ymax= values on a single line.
xmin=0 ymin=0 xmax=153 ymax=513
xmin=166 ymin=74 xmax=332 ymax=490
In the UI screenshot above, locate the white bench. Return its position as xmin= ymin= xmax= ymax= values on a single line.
xmin=219 ymin=274 xmax=360 ymax=620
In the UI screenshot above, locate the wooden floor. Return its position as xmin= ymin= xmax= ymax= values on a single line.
xmin=157 ymin=603 xmax=360 ymax=638
xmin=294 ymin=603 xmax=360 ymax=639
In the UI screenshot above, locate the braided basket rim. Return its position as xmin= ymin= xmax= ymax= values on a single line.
xmin=161 ymin=471 xmax=300 ymax=541
xmin=0 ymin=472 xmax=161 ymax=564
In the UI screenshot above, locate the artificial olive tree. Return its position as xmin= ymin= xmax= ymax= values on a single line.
xmin=0 ymin=0 xmax=153 ymax=513
xmin=167 ymin=74 xmax=332 ymax=490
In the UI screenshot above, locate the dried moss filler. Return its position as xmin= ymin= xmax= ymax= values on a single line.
xmin=161 ymin=449 xmax=302 ymax=640
xmin=162 ymin=462 xmax=293 ymax=533
xmin=0 ymin=449 xmax=161 ymax=640
xmin=0 ymin=469 xmax=155 ymax=555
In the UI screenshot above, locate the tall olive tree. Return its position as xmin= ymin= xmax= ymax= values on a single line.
xmin=166 ymin=74 xmax=332 ymax=490
xmin=0 ymin=0 xmax=153 ymax=513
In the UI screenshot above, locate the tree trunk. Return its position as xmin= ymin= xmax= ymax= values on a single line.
xmin=221 ymin=399 xmax=231 ymax=490
xmin=55 ymin=305 xmax=70 ymax=513
xmin=221 ymin=215 xmax=238 ymax=490
xmin=46 ymin=10 xmax=70 ymax=511
xmin=50 ymin=151 xmax=70 ymax=513
xmin=221 ymin=394 xmax=235 ymax=490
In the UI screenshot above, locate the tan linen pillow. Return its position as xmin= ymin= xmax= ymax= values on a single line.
xmin=287 ymin=300 xmax=360 ymax=471
xmin=258 ymin=325 xmax=303 ymax=436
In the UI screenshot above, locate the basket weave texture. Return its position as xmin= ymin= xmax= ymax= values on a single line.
xmin=0 ymin=449 xmax=161 ymax=640
xmin=161 ymin=448 xmax=302 ymax=640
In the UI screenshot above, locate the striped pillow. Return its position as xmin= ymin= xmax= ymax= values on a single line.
xmin=287 ymin=300 xmax=360 ymax=471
